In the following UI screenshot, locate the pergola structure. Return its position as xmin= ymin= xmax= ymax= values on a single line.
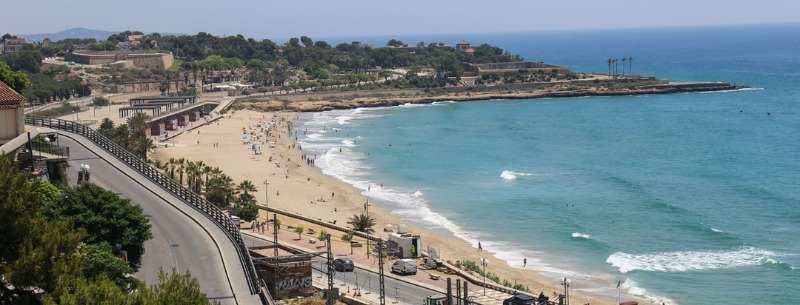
xmin=119 ymin=95 xmax=197 ymax=118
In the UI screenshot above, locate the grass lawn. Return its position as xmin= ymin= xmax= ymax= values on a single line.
xmin=168 ymin=59 xmax=183 ymax=72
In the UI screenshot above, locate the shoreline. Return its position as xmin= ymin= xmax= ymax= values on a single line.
xmin=151 ymin=105 xmax=667 ymax=305
xmin=150 ymin=79 xmax=741 ymax=305
xmin=233 ymin=80 xmax=742 ymax=113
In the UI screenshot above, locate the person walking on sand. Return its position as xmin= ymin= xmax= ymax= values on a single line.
xmin=524 ymin=257 xmax=527 ymax=268
xmin=478 ymin=242 xmax=482 ymax=250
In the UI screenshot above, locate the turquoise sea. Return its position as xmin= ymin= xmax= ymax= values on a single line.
xmin=297 ymin=23 xmax=800 ymax=305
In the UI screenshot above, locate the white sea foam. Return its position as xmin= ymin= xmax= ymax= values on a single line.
xmin=572 ymin=232 xmax=592 ymax=239
xmin=698 ymin=87 xmax=765 ymax=94
xmin=341 ymin=139 xmax=356 ymax=147
xmin=298 ymin=109 xmax=597 ymax=298
xmin=500 ymin=170 xmax=533 ymax=180
xmin=399 ymin=103 xmax=430 ymax=108
xmin=710 ymin=227 xmax=723 ymax=233
xmin=621 ymin=278 xmax=677 ymax=305
xmin=606 ymin=246 xmax=776 ymax=273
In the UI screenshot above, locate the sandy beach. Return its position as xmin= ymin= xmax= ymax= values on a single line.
xmin=151 ymin=108 xmax=655 ymax=305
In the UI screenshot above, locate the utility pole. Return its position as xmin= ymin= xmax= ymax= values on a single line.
xmin=273 ymin=214 xmax=279 ymax=257
xmin=326 ymin=234 xmax=336 ymax=305
xmin=378 ymin=239 xmax=386 ymax=305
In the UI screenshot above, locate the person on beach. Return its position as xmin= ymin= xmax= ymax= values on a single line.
xmin=478 ymin=242 xmax=482 ymax=250
xmin=524 ymin=257 xmax=527 ymax=267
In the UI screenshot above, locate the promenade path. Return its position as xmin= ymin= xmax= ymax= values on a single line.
xmin=241 ymin=219 xmax=513 ymax=305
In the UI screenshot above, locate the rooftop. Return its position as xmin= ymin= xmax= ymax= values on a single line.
xmin=0 ymin=81 xmax=26 ymax=107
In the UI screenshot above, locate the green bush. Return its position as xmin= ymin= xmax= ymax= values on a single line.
xmin=92 ymin=96 xmax=110 ymax=106
xmin=230 ymin=202 xmax=259 ymax=222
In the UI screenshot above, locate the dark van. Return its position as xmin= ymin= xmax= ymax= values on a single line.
xmin=503 ymin=294 xmax=536 ymax=305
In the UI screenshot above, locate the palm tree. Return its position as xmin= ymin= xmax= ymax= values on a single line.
xmin=126 ymin=113 xmax=150 ymax=137
xmin=130 ymin=136 xmax=153 ymax=159
xmin=192 ymin=161 xmax=206 ymax=193
xmin=185 ymin=161 xmax=198 ymax=192
xmin=294 ymin=226 xmax=305 ymax=240
xmin=202 ymin=164 xmax=213 ymax=186
xmin=176 ymin=158 xmax=186 ymax=185
xmin=167 ymin=157 xmax=177 ymax=179
xmin=191 ymin=60 xmax=198 ymax=89
xmin=621 ymin=58 xmax=627 ymax=76
xmin=113 ymin=124 xmax=130 ymax=149
xmin=317 ymin=229 xmax=329 ymax=247
xmin=347 ymin=213 xmax=375 ymax=234
xmin=628 ymin=57 xmax=634 ymax=76
xmin=207 ymin=166 xmax=221 ymax=184
xmin=98 ymin=117 xmax=115 ymax=136
xmin=236 ymin=180 xmax=258 ymax=196
xmin=341 ymin=231 xmax=355 ymax=254
xmin=151 ymin=159 xmax=163 ymax=171
xmin=206 ymin=173 xmax=235 ymax=208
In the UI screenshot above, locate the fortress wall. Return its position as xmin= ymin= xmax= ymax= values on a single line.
xmin=474 ymin=62 xmax=570 ymax=75
xmin=476 ymin=62 xmax=562 ymax=70
xmin=128 ymin=53 xmax=172 ymax=69
xmin=67 ymin=51 xmax=173 ymax=69
xmin=66 ymin=52 xmax=120 ymax=65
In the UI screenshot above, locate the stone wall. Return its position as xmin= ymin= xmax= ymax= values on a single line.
xmin=474 ymin=61 xmax=570 ymax=74
xmin=66 ymin=50 xmax=174 ymax=69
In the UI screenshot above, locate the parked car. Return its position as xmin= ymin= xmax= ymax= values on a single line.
xmin=391 ymin=259 xmax=417 ymax=275
xmin=503 ymin=294 xmax=536 ymax=305
xmin=333 ymin=257 xmax=354 ymax=272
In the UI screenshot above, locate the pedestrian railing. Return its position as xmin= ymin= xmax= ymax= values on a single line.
xmin=31 ymin=141 xmax=70 ymax=158
xmin=24 ymin=115 xmax=260 ymax=295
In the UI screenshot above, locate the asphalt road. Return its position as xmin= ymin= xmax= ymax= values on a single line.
xmin=242 ymin=234 xmax=437 ymax=305
xmin=60 ymin=135 xmax=239 ymax=304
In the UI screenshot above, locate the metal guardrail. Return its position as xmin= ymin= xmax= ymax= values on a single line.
xmin=31 ymin=142 xmax=70 ymax=158
xmin=24 ymin=115 xmax=261 ymax=295
xmin=267 ymin=207 xmax=376 ymax=241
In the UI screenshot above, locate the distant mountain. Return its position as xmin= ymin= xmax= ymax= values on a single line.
xmin=19 ymin=27 xmax=187 ymax=42
xmin=20 ymin=27 xmax=118 ymax=42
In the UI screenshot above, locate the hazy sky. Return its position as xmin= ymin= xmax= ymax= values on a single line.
xmin=3 ymin=0 xmax=798 ymax=39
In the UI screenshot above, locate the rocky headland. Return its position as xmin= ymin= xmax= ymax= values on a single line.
xmin=233 ymin=78 xmax=743 ymax=112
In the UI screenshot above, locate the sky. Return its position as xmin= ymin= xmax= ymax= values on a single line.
xmin=2 ymin=0 xmax=799 ymax=40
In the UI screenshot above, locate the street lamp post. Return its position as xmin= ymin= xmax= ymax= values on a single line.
xmin=480 ymin=258 xmax=489 ymax=295
xmin=561 ymin=277 xmax=571 ymax=305
xmin=365 ymin=197 xmax=371 ymax=258
xmin=42 ymin=136 xmax=50 ymax=158
xmin=264 ymin=179 xmax=269 ymax=211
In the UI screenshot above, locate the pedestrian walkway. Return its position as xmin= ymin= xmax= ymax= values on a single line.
xmin=241 ymin=219 xmax=512 ymax=305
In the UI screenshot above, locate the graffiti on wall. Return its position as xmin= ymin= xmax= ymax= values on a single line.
xmin=276 ymin=277 xmax=312 ymax=291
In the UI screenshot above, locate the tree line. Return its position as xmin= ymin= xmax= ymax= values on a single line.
xmin=0 ymin=157 xmax=215 ymax=304
xmin=0 ymin=46 xmax=91 ymax=105
xmin=607 ymin=57 xmax=634 ymax=76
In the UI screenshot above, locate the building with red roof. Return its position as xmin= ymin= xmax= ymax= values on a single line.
xmin=456 ymin=40 xmax=471 ymax=52
xmin=2 ymin=38 xmax=28 ymax=53
xmin=0 ymin=81 xmax=26 ymax=145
